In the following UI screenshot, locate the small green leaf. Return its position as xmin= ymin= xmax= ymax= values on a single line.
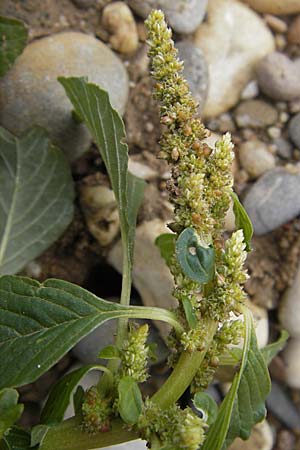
xmin=0 ymin=275 xmax=183 ymax=389
xmin=0 ymin=389 xmax=23 ymax=439
xmin=73 ymin=386 xmax=85 ymax=416
xmin=193 ymin=392 xmax=218 ymax=426
xmin=231 ymin=192 xmax=253 ymax=252
xmin=155 ymin=233 xmax=176 ymax=267
xmin=176 ymin=228 xmax=215 ymax=283
xmin=98 ymin=345 xmax=120 ymax=360
xmin=182 ymin=297 xmax=197 ymax=329
xmin=0 ymin=16 xmax=27 ymax=77
xmin=118 ymin=377 xmax=143 ymax=425
xmin=30 ymin=425 xmax=49 ymax=447
xmin=0 ymin=427 xmax=30 ymax=450
xmin=0 ymin=126 xmax=74 ymax=275
xmin=59 ymin=77 xmax=145 ymax=274
xmin=41 ymin=365 xmax=110 ymax=425
xmin=261 ymin=330 xmax=289 ymax=365
xmin=203 ymin=308 xmax=271 ymax=450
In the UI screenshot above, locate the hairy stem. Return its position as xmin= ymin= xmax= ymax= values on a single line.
xmin=152 ymin=319 xmax=217 ymax=409
xmin=40 ymin=417 xmax=139 ymax=450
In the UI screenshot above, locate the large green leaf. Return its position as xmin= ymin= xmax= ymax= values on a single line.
xmin=59 ymin=77 xmax=145 ymax=270
xmin=41 ymin=364 xmax=111 ymax=425
xmin=0 ymin=16 xmax=27 ymax=77
xmin=0 ymin=127 xmax=74 ymax=275
xmin=0 ymin=389 xmax=23 ymax=439
xmin=203 ymin=309 xmax=270 ymax=450
xmin=118 ymin=377 xmax=143 ymax=425
xmin=0 ymin=275 xmax=182 ymax=389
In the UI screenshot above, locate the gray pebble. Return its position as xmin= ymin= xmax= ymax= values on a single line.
xmin=0 ymin=32 xmax=129 ymax=161
xmin=127 ymin=0 xmax=208 ymax=34
xmin=176 ymin=41 xmax=208 ymax=112
xmin=234 ymin=100 xmax=278 ymax=128
xmin=238 ymin=140 xmax=275 ymax=178
xmin=256 ymin=52 xmax=300 ymax=101
xmin=266 ymin=381 xmax=300 ymax=431
xmin=244 ymin=167 xmax=300 ymax=235
xmin=273 ymin=137 xmax=293 ymax=159
xmin=288 ymin=112 xmax=300 ymax=148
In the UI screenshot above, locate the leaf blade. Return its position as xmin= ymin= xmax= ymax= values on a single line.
xmin=118 ymin=377 xmax=143 ymax=425
xmin=0 ymin=16 xmax=28 ymax=77
xmin=0 ymin=127 xmax=75 ymax=275
xmin=231 ymin=192 xmax=253 ymax=252
xmin=0 ymin=389 xmax=23 ymax=439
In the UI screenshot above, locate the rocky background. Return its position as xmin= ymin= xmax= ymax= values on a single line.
xmin=1 ymin=0 xmax=300 ymax=449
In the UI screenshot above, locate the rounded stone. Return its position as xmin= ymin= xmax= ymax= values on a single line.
xmin=72 ymin=0 xmax=94 ymax=8
xmin=256 ymin=52 xmax=300 ymax=101
xmin=238 ymin=140 xmax=276 ymax=179
xmin=176 ymin=41 xmax=209 ymax=113
xmin=282 ymin=338 xmax=300 ymax=389
xmin=127 ymin=0 xmax=208 ymax=34
xmin=0 ymin=32 xmax=129 ymax=160
xmin=287 ymin=15 xmax=300 ymax=45
xmin=234 ymin=100 xmax=278 ymax=128
xmin=288 ymin=112 xmax=300 ymax=149
xmin=279 ymin=264 xmax=300 ymax=339
xmin=194 ymin=0 xmax=275 ymax=118
xmin=228 ymin=421 xmax=273 ymax=450
xmin=244 ymin=167 xmax=300 ymax=235
xmin=240 ymin=0 xmax=300 ymax=15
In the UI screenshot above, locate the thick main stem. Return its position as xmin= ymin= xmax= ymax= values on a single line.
xmin=152 ymin=319 xmax=217 ymax=409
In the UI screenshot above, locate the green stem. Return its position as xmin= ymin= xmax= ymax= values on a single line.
xmin=152 ymin=319 xmax=217 ymax=409
xmin=40 ymin=417 xmax=139 ymax=450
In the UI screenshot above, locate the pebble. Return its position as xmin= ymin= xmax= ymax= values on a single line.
xmin=194 ymin=0 xmax=274 ymax=118
xmin=80 ymin=185 xmax=120 ymax=247
xmin=128 ymin=159 xmax=157 ymax=180
xmin=0 ymin=32 xmax=129 ymax=160
xmin=279 ymin=263 xmax=300 ymax=339
xmin=287 ymin=15 xmax=300 ymax=45
xmin=241 ymin=80 xmax=259 ymax=100
xmin=288 ymin=112 xmax=300 ymax=149
xmin=256 ymin=52 xmax=300 ymax=101
xmin=176 ymin=41 xmax=209 ymax=113
xmin=228 ymin=421 xmax=273 ymax=450
xmin=71 ymin=0 xmax=94 ymax=8
xmin=273 ymin=137 xmax=293 ymax=159
xmin=240 ymin=0 xmax=300 ymax=14
xmin=234 ymin=100 xmax=278 ymax=128
xmin=249 ymin=301 xmax=269 ymax=348
xmin=108 ymin=219 xmax=177 ymax=338
xmin=238 ymin=140 xmax=276 ymax=178
xmin=127 ymin=0 xmax=208 ymax=34
xmin=267 ymin=126 xmax=281 ymax=139
xmin=102 ymin=2 xmax=139 ymax=54
xmin=282 ymin=338 xmax=300 ymax=389
xmin=266 ymin=381 xmax=300 ymax=430
xmin=244 ymin=167 xmax=300 ymax=235
xmin=264 ymin=14 xmax=288 ymax=33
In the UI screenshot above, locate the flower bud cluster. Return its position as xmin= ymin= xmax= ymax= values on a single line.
xmin=81 ymin=386 xmax=112 ymax=434
xmin=121 ymin=323 xmax=150 ymax=382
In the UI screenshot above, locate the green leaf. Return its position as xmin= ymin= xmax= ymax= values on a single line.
xmin=0 ymin=275 xmax=183 ymax=389
xmin=118 ymin=377 xmax=143 ymax=425
xmin=182 ymin=298 xmax=197 ymax=329
xmin=41 ymin=365 xmax=111 ymax=425
xmin=0 ymin=389 xmax=23 ymax=439
xmin=30 ymin=425 xmax=49 ymax=447
xmin=175 ymin=228 xmax=215 ymax=284
xmin=98 ymin=345 xmax=120 ymax=360
xmin=73 ymin=386 xmax=85 ymax=416
xmin=203 ymin=309 xmax=270 ymax=450
xmin=58 ymin=77 xmax=145 ymax=272
xmin=155 ymin=233 xmax=176 ymax=267
xmin=231 ymin=192 xmax=253 ymax=252
xmin=261 ymin=330 xmax=289 ymax=365
xmin=0 ymin=427 xmax=31 ymax=450
xmin=0 ymin=126 xmax=74 ymax=275
xmin=193 ymin=392 xmax=218 ymax=426
xmin=0 ymin=16 xmax=27 ymax=77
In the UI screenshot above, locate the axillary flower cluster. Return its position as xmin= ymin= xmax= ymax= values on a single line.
xmin=82 ymin=10 xmax=250 ymax=450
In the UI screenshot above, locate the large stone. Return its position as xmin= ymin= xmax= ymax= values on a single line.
xmin=288 ymin=112 xmax=300 ymax=149
xmin=256 ymin=53 xmax=300 ymax=101
xmin=108 ymin=219 xmax=176 ymax=338
xmin=244 ymin=168 xmax=300 ymax=235
xmin=282 ymin=338 xmax=300 ymax=389
xmin=0 ymin=32 xmax=129 ymax=160
xmin=279 ymin=264 xmax=300 ymax=339
xmin=176 ymin=41 xmax=209 ymax=113
xmin=240 ymin=0 xmax=300 ymax=15
xmin=194 ymin=0 xmax=274 ymax=118
xmin=228 ymin=421 xmax=273 ymax=450
xmin=127 ymin=0 xmax=208 ymax=34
